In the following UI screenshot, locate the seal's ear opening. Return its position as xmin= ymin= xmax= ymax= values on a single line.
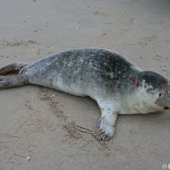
xmin=129 ymin=76 xmax=139 ymax=87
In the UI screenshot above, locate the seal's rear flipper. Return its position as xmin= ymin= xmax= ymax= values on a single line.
xmin=0 ymin=63 xmax=27 ymax=75
xmin=0 ymin=75 xmax=28 ymax=89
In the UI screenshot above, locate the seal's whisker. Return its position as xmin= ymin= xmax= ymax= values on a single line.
xmin=152 ymin=112 xmax=169 ymax=121
xmin=160 ymin=114 xmax=170 ymax=120
xmin=154 ymin=112 xmax=170 ymax=121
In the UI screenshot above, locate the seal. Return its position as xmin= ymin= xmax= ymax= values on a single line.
xmin=0 ymin=48 xmax=170 ymax=140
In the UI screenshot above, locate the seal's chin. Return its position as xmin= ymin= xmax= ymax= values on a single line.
xmin=163 ymin=106 xmax=170 ymax=110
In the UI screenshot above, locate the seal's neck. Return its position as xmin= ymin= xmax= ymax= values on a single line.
xmin=120 ymin=84 xmax=163 ymax=114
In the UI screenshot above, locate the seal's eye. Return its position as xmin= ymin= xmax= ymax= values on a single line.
xmin=159 ymin=90 xmax=167 ymax=98
xmin=159 ymin=90 xmax=164 ymax=98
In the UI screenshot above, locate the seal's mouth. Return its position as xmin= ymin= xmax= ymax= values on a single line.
xmin=163 ymin=106 xmax=170 ymax=110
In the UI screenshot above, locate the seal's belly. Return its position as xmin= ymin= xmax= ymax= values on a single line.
xmin=28 ymin=70 xmax=87 ymax=96
xmin=26 ymin=64 xmax=91 ymax=97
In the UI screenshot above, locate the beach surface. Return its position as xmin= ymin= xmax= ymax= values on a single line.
xmin=0 ymin=0 xmax=170 ymax=169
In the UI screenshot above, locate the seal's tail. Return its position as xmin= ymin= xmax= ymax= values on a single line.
xmin=0 ymin=63 xmax=27 ymax=75
xmin=0 ymin=63 xmax=28 ymax=89
xmin=0 ymin=75 xmax=28 ymax=89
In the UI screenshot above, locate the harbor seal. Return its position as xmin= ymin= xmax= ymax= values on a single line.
xmin=0 ymin=48 xmax=170 ymax=141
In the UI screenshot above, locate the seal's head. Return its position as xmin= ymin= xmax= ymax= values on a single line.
xmin=137 ymin=71 xmax=170 ymax=111
xmin=155 ymin=86 xmax=170 ymax=111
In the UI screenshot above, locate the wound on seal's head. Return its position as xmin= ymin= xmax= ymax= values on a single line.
xmin=129 ymin=75 xmax=139 ymax=87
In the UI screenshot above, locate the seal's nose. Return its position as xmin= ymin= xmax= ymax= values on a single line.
xmin=163 ymin=106 xmax=170 ymax=110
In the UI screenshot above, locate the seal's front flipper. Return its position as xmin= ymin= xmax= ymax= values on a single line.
xmin=0 ymin=75 xmax=28 ymax=89
xmin=0 ymin=63 xmax=27 ymax=75
xmin=96 ymin=100 xmax=119 ymax=141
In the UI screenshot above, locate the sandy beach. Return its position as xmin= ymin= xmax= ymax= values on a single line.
xmin=0 ymin=0 xmax=170 ymax=169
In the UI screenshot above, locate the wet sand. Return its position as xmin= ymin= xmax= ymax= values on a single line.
xmin=0 ymin=0 xmax=170 ymax=169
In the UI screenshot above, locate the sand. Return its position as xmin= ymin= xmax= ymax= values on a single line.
xmin=0 ymin=0 xmax=170 ymax=169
